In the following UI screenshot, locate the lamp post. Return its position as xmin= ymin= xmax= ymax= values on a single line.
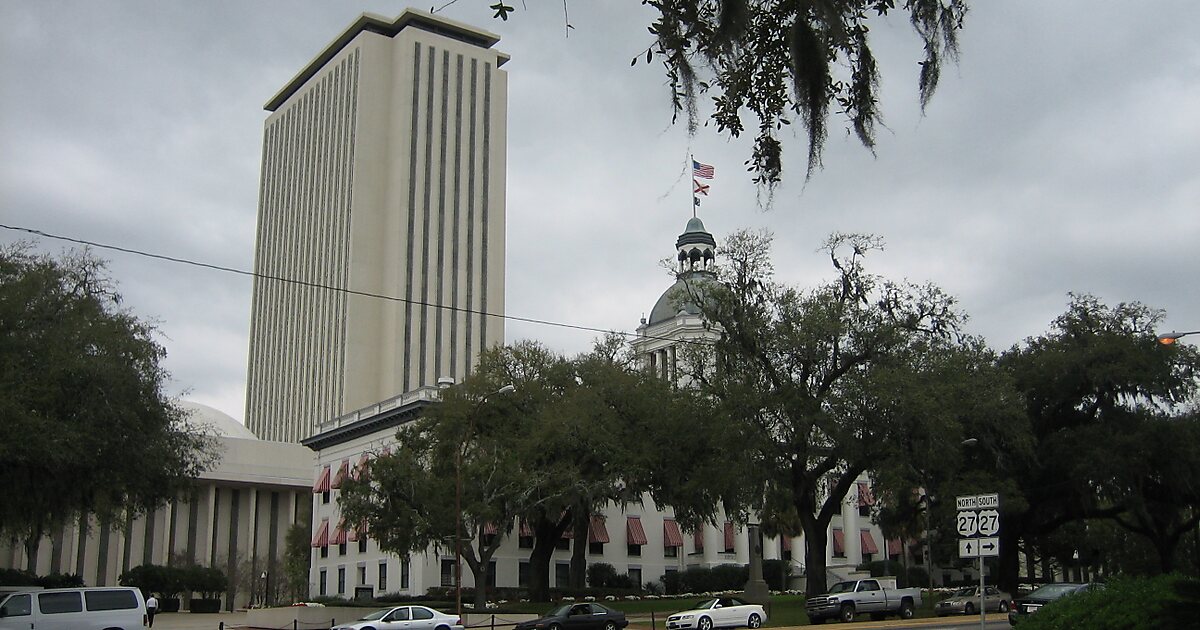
xmin=1157 ymin=331 xmax=1200 ymax=345
xmin=455 ymin=383 xmax=515 ymax=620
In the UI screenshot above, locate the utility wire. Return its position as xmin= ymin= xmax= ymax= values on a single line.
xmin=1 ymin=223 xmax=712 ymax=348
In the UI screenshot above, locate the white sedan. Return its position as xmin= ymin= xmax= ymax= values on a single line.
xmin=333 ymin=605 xmax=465 ymax=630
xmin=667 ymin=597 xmax=767 ymax=630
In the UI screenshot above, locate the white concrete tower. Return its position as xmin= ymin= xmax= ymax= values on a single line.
xmin=245 ymin=10 xmax=508 ymax=442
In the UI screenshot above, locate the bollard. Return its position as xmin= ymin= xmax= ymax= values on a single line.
xmin=491 ymin=614 xmax=496 ymax=630
xmin=294 ymin=620 xmax=298 ymax=630
xmin=651 ymin=611 xmax=656 ymax=630
xmin=219 ymin=623 xmax=224 ymax=630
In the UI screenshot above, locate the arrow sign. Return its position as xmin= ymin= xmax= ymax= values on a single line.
xmin=977 ymin=536 xmax=1000 ymax=557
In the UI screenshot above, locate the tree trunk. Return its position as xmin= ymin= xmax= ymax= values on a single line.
xmin=997 ymin=526 xmax=1021 ymax=594
xmin=23 ymin=524 xmax=43 ymax=574
xmin=801 ymin=522 xmax=830 ymax=597
xmin=528 ymin=511 xmax=571 ymax=602
xmin=569 ymin=509 xmax=589 ymax=589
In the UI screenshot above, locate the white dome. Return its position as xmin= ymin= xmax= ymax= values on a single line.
xmin=179 ymin=400 xmax=258 ymax=440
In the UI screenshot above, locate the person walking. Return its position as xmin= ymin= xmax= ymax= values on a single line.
xmin=145 ymin=593 xmax=159 ymax=628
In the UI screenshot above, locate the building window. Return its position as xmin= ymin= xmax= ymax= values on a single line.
xmin=319 ymin=569 xmax=327 ymax=596
xmin=337 ymin=567 xmax=345 ymax=594
xmin=723 ymin=522 xmax=735 ymax=553
xmin=519 ymin=535 xmax=533 ymax=549
xmin=627 ymin=544 xmax=642 ymax=557
xmin=519 ymin=561 xmax=530 ymax=587
xmin=320 ymin=546 xmax=328 ymax=559
xmin=358 ymin=565 xmax=367 ymax=586
xmin=322 ymin=491 xmax=330 ymax=504
xmin=556 ymin=537 xmax=569 ymax=551
xmin=441 ymin=559 xmax=455 ymax=587
xmin=628 ymin=567 xmax=642 ymax=589
xmin=665 ymin=545 xmax=677 ymax=558
xmin=555 ymin=562 xmax=570 ymax=589
xmin=379 ymin=562 xmax=388 ymax=592
xmin=358 ymin=538 xmax=368 ymax=553
xmin=487 ymin=560 xmax=497 ymax=588
xmin=589 ymin=542 xmax=604 ymax=555
xmin=338 ymin=542 xmax=347 ymax=556
xmin=401 ymin=558 xmax=410 ymax=589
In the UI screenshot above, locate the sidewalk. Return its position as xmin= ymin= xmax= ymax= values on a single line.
xmin=151 ymin=611 xmax=249 ymax=630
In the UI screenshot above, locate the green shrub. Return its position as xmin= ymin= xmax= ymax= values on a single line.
xmin=37 ymin=573 xmax=83 ymax=589
xmin=588 ymin=563 xmax=619 ymax=587
xmin=1020 ymin=574 xmax=1200 ymax=630
xmin=763 ymin=559 xmax=790 ymax=591
xmin=182 ymin=565 xmax=228 ymax=599
xmin=0 ymin=568 xmax=39 ymax=586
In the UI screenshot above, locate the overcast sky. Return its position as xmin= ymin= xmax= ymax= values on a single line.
xmin=3 ymin=1 xmax=1197 ymax=425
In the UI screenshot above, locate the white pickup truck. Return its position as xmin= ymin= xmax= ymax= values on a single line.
xmin=805 ymin=578 xmax=921 ymax=624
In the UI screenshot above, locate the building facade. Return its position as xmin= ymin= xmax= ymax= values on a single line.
xmin=299 ymin=217 xmax=911 ymax=598
xmin=1 ymin=403 xmax=312 ymax=609
xmin=246 ymin=10 xmax=509 ymax=443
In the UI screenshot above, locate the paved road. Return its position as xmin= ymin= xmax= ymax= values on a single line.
xmin=149 ymin=611 xmax=1011 ymax=630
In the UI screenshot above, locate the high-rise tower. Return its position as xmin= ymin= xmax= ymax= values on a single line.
xmin=245 ymin=10 xmax=508 ymax=442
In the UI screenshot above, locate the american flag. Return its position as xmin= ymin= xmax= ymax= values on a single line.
xmin=692 ymin=160 xmax=714 ymax=179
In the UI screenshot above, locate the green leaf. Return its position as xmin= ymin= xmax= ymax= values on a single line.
xmin=490 ymin=2 xmax=514 ymax=21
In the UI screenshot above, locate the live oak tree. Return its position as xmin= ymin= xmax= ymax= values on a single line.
xmin=998 ymin=296 xmax=1200 ymax=588
xmin=0 ymin=245 xmax=216 ymax=571
xmin=674 ymin=229 xmax=1006 ymax=597
xmin=340 ymin=339 xmax=697 ymax=602
xmin=479 ymin=0 xmax=968 ymax=191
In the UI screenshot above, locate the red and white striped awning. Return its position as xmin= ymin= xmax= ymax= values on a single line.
xmin=312 ymin=466 xmax=331 ymax=494
xmin=663 ymin=518 xmax=683 ymax=547
xmin=331 ymin=459 xmax=350 ymax=489
xmin=860 ymin=530 xmax=879 ymax=555
xmin=626 ymin=516 xmax=648 ymax=546
xmin=310 ymin=519 xmax=329 ymax=548
xmin=832 ymin=529 xmax=845 ymax=554
xmin=589 ymin=515 xmax=610 ymax=543
xmin=723 ymin=522 xmax=735 ymax=552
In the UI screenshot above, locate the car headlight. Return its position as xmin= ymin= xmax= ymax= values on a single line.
xmin=681 ymin=614 xmax=693 ymax=619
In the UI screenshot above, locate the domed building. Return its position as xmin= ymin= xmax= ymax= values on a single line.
xmin=633 ymin=216 xmax=722 ymax=380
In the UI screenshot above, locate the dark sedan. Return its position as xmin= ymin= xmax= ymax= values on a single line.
xmin=1008 ymin=582 xmax=1099 ymax=625
xmin=515 ymin=603 xmax=628 ymax=630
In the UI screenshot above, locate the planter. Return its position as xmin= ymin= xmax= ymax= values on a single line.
xmin=189 ymin=598 xmax=222 ymax=613
xmin=159 ymin=598 xmax=181 ymax=613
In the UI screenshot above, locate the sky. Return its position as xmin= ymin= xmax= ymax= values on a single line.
xmin=2 ymin=1 xmax=1198 ymax=424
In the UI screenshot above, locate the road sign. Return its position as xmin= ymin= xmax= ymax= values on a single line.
xmin=956 ymin=493 xmax=1000 ymax=511
xmin=959 ymin=537 xmax=1000 ymax=558
xmin=956 ymin=510 xmax=979 ymax=537
xmin=978 ymin=509 xmax=1000 ymax=536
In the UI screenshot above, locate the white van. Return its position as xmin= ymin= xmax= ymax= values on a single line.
xmin=0 ymin=586 xmax=147 ymax=629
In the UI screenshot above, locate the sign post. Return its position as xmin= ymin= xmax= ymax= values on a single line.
xmin=957 ymin=493 xmax=1000 ymax=630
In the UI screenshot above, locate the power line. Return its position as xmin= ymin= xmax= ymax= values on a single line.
xmin=1 ymin=223 xmax=712 ymax=348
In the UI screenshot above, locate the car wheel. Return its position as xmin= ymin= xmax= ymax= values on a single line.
xmin=964 ymin=602 xmax=975 ymax=615
xmin=999 ymin=600 xmax=1010 ymax=613
xmin=698 ymin=616 xmax=713 ymax=630
xmin=549 ymin=624 xmax=562 ymax=630
xmin=747 ymin=613 xmax=761 ymax=629
xmin=605 ymin=622 xmax=618 ymax=630
xmin=839 ymin=604 xmax=855 ymax=622
xmin=436 ymin=625 xmax=452 ymax=630
xmin=898 ymin=599 xmax=915 ymax=620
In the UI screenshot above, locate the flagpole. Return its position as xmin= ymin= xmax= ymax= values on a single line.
xmin=690 ymin=154 xmax=697 ymax=218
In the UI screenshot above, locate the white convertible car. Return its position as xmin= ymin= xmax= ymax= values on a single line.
xmin=666 ymin=597 xmax=767 ymax=630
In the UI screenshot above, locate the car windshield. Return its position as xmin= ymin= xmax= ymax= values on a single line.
xmin=693 ymin=599 xmax=718 ymax=609
xmin=827 ymin=582 xmax=856 ymax=594
xmin=1027 ymin=584 xmax=1081 ymax=599
xmin=951 ymin=588 xmax=976 ymax=597
xmin=359 ymin=609 xmax=390 ymax=621
xmin=548 ymin=605 xmax=572 ymax=617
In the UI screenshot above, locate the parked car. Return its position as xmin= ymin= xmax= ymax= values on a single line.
xmin=666 ymin=596 xmax=767 ymax=630
xmin=805 ymin=579 xmax=921 ymax=623
xmin=1008 ymin=582 xmax=1100 ymax=625
xmin=514 ymin=602 xmax=628 ymax=630
xmin=0 ymin=586 xmax=147 ymax=630
xmin=333 ymin=605 xmax=464 ymax=630
xmin=935 ymin=585 xmax=1011 ymax=616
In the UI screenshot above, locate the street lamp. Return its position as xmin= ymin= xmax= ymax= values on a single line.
xmin=455 ymin=384 xmax=515 ymax=620
xmin=1157 ymin=331 xmax=1200 ymax=345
